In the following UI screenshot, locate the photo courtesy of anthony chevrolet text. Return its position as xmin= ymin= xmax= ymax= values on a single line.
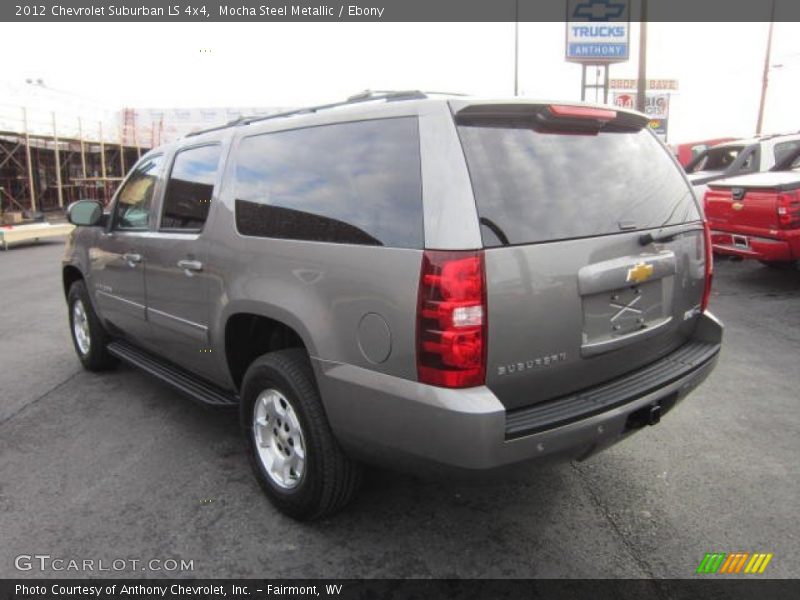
xmin=0 ymin=1 xmax=798 ymax=599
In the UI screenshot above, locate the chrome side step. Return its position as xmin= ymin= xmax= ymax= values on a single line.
xmin=107 ymin=340 xmax=238 ymax=407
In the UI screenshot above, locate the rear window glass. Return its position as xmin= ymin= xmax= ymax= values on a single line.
xmin=233 ymin=117 xmax=423 ymax=248
xmin=457 ymin=123 xmax=699 ymax=247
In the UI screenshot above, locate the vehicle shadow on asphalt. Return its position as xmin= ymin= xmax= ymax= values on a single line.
xmin=712 ymin=256 xmax=800 ymax=298
xmin=126 ymin=370 xmax=582 ymax=576
xmin=164 ymin=377 xmax=571 ymax=526
xmin=0 ymin=358 xmax=631 ymax=578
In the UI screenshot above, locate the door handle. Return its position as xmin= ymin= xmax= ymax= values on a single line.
xmin=123 ymin=253 xmax=142 ymax=267
xmin=177 ymin=259 xmax=203 ymax=276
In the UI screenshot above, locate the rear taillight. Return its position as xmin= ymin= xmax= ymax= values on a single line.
xmin=777 ymin=191 xmax=800 ymax=229
xmin=701 ymin=220 xmax=713 ymax=313
xmin=417 ymin=250 xmax=486 ymax=388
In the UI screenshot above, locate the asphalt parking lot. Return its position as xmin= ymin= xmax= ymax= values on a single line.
xmin=1 ymin=239 xmax=798 ymax=579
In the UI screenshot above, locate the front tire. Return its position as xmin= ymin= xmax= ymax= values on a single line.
xmin=241 ymin=348 xmax=361 ymax=520
xmin=67 ymin=280 xmax=118 ymax=371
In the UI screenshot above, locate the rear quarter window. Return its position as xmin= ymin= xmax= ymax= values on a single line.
xmin=232 ymin=117 xmax=423 ymax=248
xmin=457 ymin=122 xmax=699 ymax=247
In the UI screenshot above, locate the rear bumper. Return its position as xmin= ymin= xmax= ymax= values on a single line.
xmin=712 ymin=230 xmax=799 ymax=261
xmin=315 ymin=313 xmax=723 ymax=473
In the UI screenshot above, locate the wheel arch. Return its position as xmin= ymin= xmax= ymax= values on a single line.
xmin=222 ymin=304 xmax=317 ymax=392
xmin=62 ymin=264 xmax=85 ymax=298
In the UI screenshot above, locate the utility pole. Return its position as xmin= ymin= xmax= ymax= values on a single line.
xmin=78 ymin=117 xmax=87 ymax=180
xmin=580 ymin=65 xmax=587 ymax=101
xmin=513 ymin=0 xmax=520 ymax=96
xmin=52 ymin=112 xmax=64 ymax=209
xmin=756 ymin=1 xmax=776 ymax=135
xmin=22 ymin=108 xmax=37 ymax=212
xmin=636 ymin=0 xmax=648 ymax=113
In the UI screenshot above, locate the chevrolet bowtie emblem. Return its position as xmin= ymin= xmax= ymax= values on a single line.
xmin=732 ymin=202 xmax=744 ymax=211
xmin=627 ymin=262 xmax=654 ymax=283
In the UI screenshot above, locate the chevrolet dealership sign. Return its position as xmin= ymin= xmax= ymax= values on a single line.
xmin=566 ymin=0 xmax=630 ymax=63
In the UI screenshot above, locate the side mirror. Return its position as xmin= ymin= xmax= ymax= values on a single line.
xmin=67 ymin=200 xmax=103 ymax=226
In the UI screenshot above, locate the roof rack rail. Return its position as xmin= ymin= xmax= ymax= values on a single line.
xmin=184 ymin=116 xmax=251 ymax=137
xmin=756 ymin=131 xmax=799 ymax=140
xmin=185 ymin=89 xmax=465 ymax=138
xmin=345 ymin=89 xmax=426 ymax=102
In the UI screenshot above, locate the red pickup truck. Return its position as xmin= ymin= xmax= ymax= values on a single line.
xmin=705 ymin=150 xmax=800 ymax=267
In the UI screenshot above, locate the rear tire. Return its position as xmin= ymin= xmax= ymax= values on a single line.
xmin=241 ymin=348 xmax=362 ymax=520
xmin=67 ymin=280 xmax=119 ymax=371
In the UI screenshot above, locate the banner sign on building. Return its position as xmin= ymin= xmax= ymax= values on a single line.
xmin=612 ymin=92 xmax=670 ymax=119
xmin=609 ymin=79 xmax=679 ymax=91
xmin=565 ymin=0 xmax=631 ymax=63
xmin=612 ymin=91 xmax=671 ymax=139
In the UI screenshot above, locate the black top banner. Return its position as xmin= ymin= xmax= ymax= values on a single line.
xmin=1 ymin=0 xmax=796 ymax=22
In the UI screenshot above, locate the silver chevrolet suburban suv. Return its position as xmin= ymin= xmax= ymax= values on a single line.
xmin=62 ymin=91 xmax=723 ymax=519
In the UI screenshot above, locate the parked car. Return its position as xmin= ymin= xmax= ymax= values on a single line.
xmin=686 ymin=133 xmax=800 ymax=202
xmin=705 ymin=143 xmax=800 ymax=267
xmin=672 ymin=137 xmax=737 ymax=168
xmin=62 ymin=91 xmax=722 ymax=519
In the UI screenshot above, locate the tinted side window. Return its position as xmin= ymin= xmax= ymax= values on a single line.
xmin=774 ymin=141 xmax=800 ymax=164
xmin=233 ymin=118 xmax=423 ymax=248
xmin=739 ymin=147 xmax=758 ymax=172
xmin=161 ymin=144 xmax=222 ymax=230
xmin=688 ymin=146 xmax=745 ymax=173
xmin=113 ymin=155 xmax=164 ymax=230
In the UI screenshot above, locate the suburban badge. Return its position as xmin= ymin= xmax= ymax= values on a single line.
xmin=497 ymin=352 xmax=568 ymax=376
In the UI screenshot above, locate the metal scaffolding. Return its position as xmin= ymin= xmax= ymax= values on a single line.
xmin=0 ymin=106 xmax=159 ymax=216
xmin=0 ymin=96 xmax=282 ymax=219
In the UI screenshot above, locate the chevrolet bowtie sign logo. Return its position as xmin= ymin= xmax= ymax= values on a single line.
xmin=626 ymin=262 xmax=654 ymax=284
xmin=572 ymin=0 xmax=627 ymax=20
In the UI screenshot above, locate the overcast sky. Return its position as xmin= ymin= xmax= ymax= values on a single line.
xmin=1 ymin=21 xmax=799 ymax=142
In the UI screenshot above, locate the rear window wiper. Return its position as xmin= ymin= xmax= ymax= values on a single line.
xmin=639 ymin=224 xmax=703 ymax=246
